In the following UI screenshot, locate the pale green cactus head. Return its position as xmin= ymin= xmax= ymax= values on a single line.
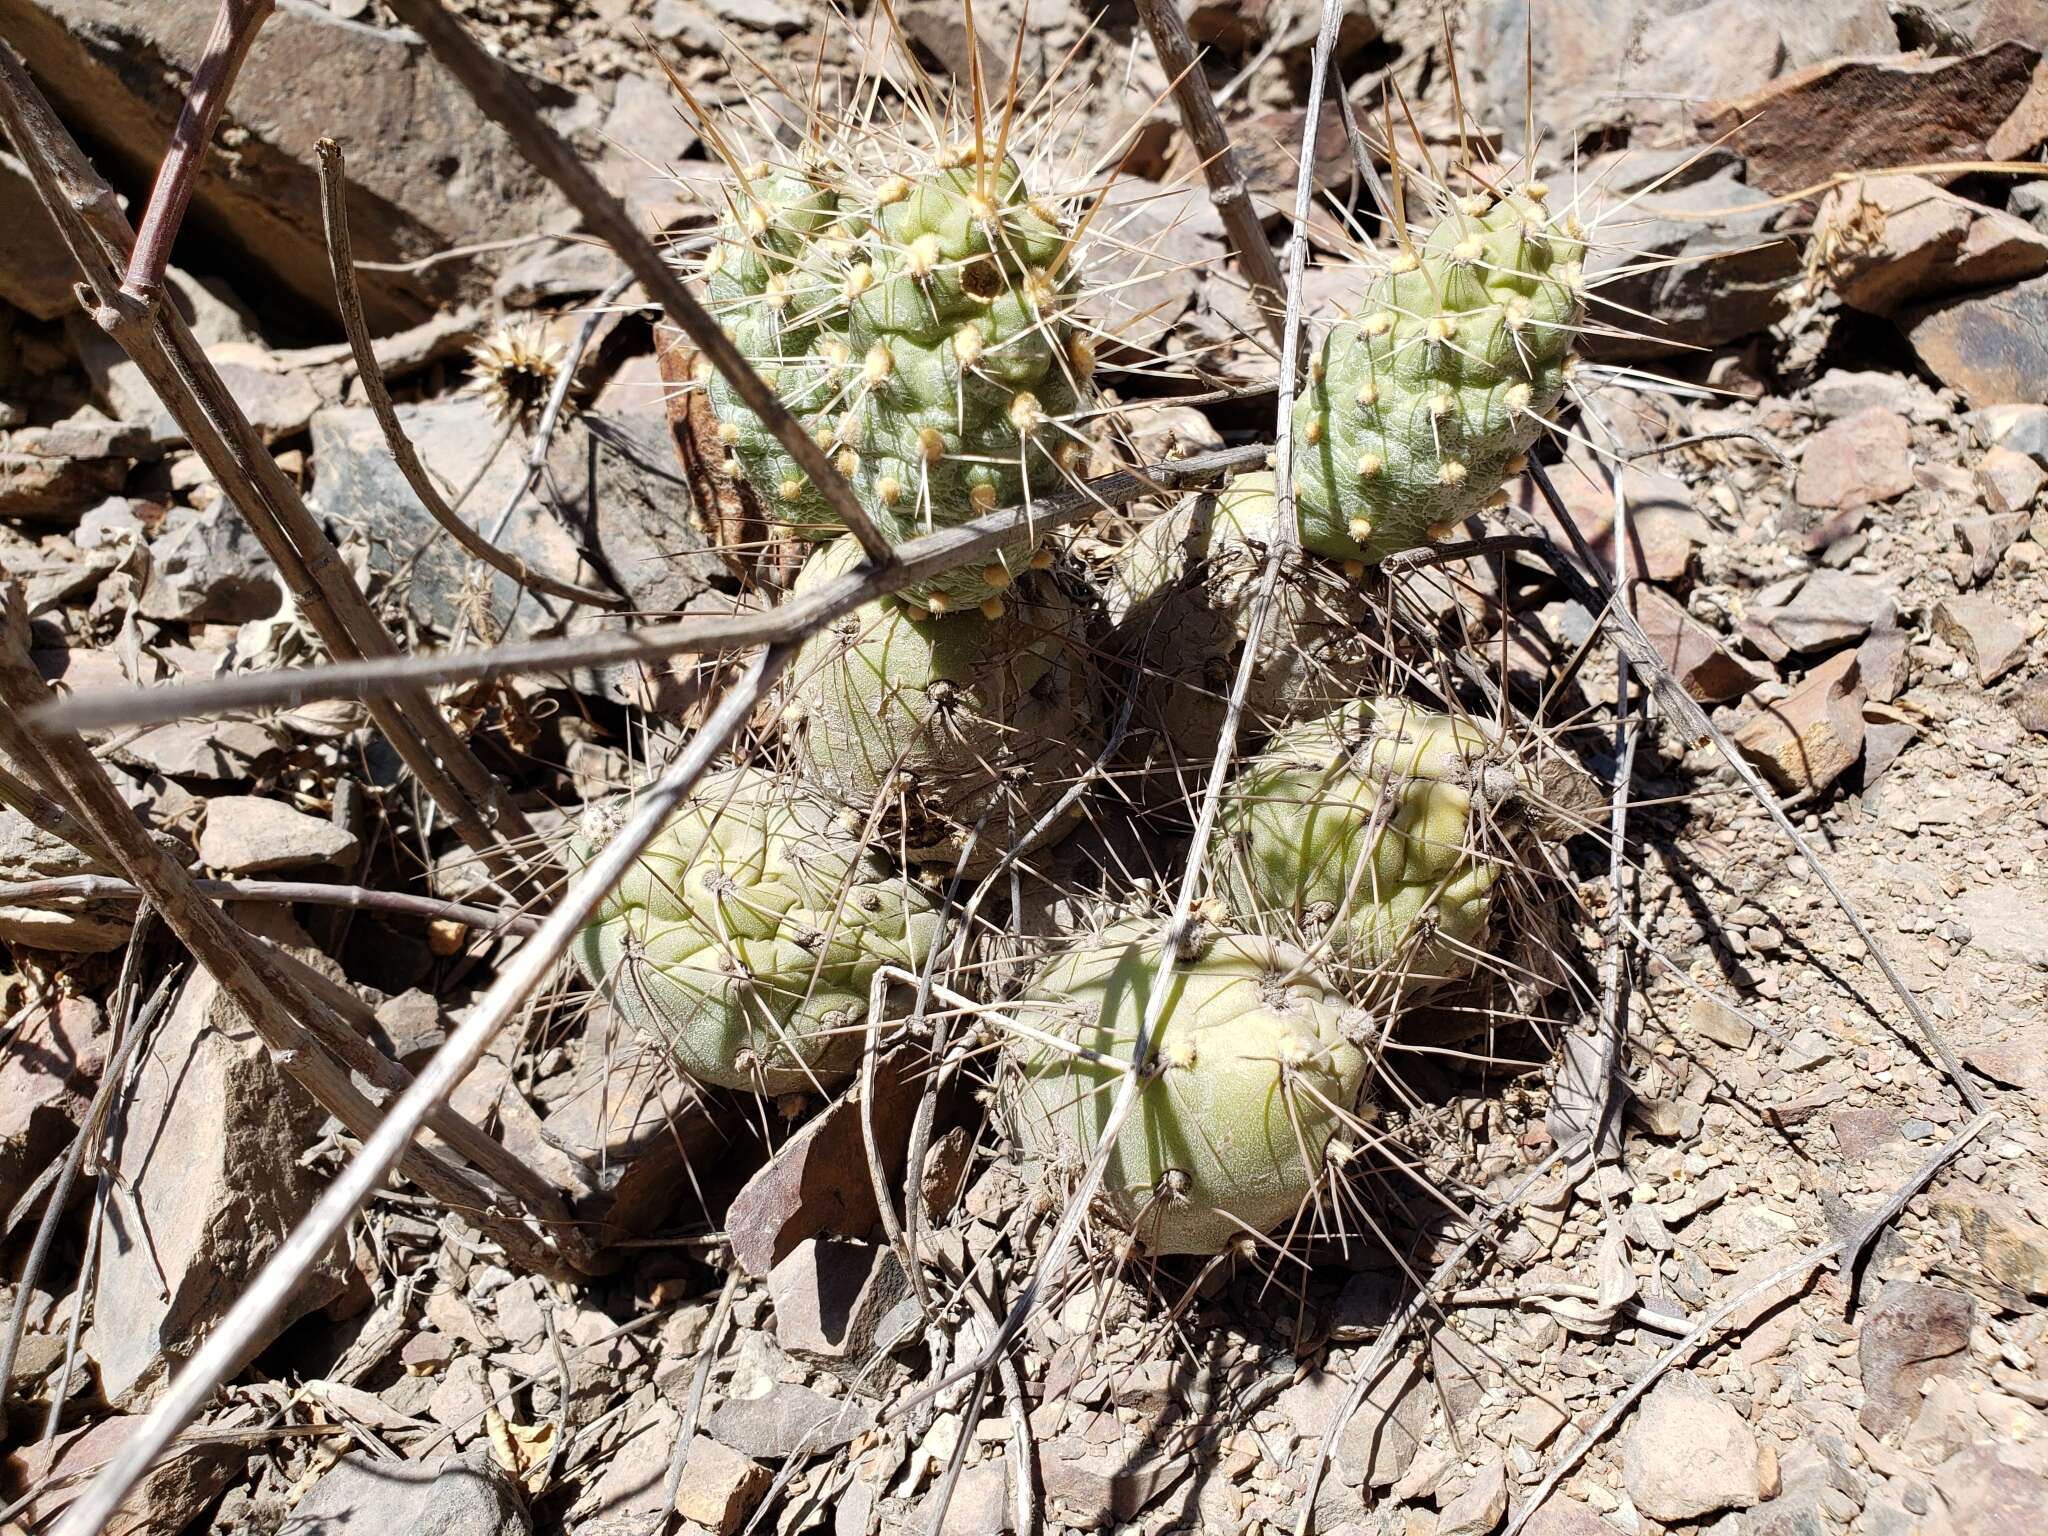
xmin=1212 ymin=698 xmax=1536 ymax=993
xmin=781 ymin=534 xmax=1100 ymax=878
xmin=571 ymin=767 xmax=941 ymax=1094
xmin=1106 ymin=470 xmax=1381 ymax=799
xmin=1293 ymin=188 xmax=1584 ymax=564
xmin=1004 ymin=917 xmax=1370 ymax=1256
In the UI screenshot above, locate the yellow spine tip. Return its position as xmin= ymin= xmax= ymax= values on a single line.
xmin=836 ymin=449 xmax=858 ymax=476
xmin=877 ymin=476 xmax=903 ymax=507
xmin=1428 ymin=518 xmax=1461 ymax=541
xmin=918 ymin=427 xmax=947 ymax=465
xmin=1006 ymin=392 xmax=1043 ymax=434
xmin=1027 ymin=547 xmax=1055 ymax=571
xmin=1436 ymin=461 xmax=1468 ymax=488
xmin=970 ymin=483 xmax=998 ymax=512
xmin=1483 ymin=488 xmax=1510 ymax=510
xmin=1426 ymin=314 xmax=1456 ymax=343
xmin=980 ymin=564 xmax=1012 ymax=590
xmin=1067 ymin=334 xmax=1096 ymax=380
xmin=1303 ymin=416 xmax=1324 ymax=446
xmin=1389 ymin=251 xmax=1420 ymax=275
xmin=925 ymin=591 xmax=952 ymax=614
xmin=843 ymin=263 xmax=874 ymax=300
xmin=1362 ymin=311 xmax=1395 ymax=338
xmin=863 ymin=343 xmax=894 ymax=384
xmin=952 ymin=325 xmax=984 ymax=367
xmin=1342 ymin=558 xmax=1366 ymax=580
xmin=905 ymin=233 xmax=944 ymax=278
xmin=1506 ymin=453 xmax=1530 ymax=476
xmin=1453 ymin=234 xmax=1486 ymax=263
xmin=716 ymin=421 xmax=741 ymax=444
xmin=1348 ymin=515 xmax=1375 ymax=542
xmin=876 ymin=175 xmax=911 ymax=207
xmin=1524 ymin=180 xmax=1550 ymax=202
xmin=1503 ymin=381 xmax=1534 ymax=412
xmin=1354 ymin=454 xmax=1382 ymax=479
xmin=778 ymin=479 xmax=805 ymax=502
xmin=1354 ymin=379 xmax=1379 ymax=408
xmin=978 ymin=596 xmax=1006 ymax=620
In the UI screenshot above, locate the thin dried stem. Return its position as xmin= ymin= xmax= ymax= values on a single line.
xmin=0 ymin=874 xmax=540 ymax=937
xmin=32 ymin=443 xmax=1266 ymax=733
xmin=1134 ymin=0 xmax=1288 ymax=346
xmin=314 ymin=137 xmax=622 ymax=610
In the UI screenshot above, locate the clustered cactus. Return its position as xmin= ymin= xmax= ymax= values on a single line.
xmin=570 ymin=90 xmax=1593 ymax=1257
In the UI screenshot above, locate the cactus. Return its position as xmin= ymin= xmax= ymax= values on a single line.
xmin=697 ymin=147 xmax=1096 ymax=609
xmin=1211 ymin=699 xmax=1534 ymax=992
xmin=571 ymin=768 xmax=941 ymax=1094
xmin=782 ymin=534 xmax=1100 ymax=878
xmin=1106 ymin=471 xmax=1379 ymax=794
xmin=1291 ymin=188 xmax=1583 ymax=565
xmin=1003 ymin=918 xmax=1369 ymax=1256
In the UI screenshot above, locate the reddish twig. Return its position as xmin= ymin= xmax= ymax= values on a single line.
xmin=122 ymin=0 xmax=276 ymax=303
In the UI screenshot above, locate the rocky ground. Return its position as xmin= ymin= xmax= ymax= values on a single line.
xmin=3 ymin=2 xmax=2047 ymax=1535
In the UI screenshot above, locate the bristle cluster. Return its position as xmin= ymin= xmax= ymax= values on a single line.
xmin=1291 ymin=189 xmax=1583 ymax=563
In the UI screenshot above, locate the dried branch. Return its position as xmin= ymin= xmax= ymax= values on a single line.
xmin=0 ymin=42 xmax=546 ymax=902
xmin=1134 ymin=0 xmax=1288 ymax=346
xmin=48 ymin=643 xmax=794 ymax=1536
xmin=314 ymin=137 xmax=623 ymax=610
xmin=379 ymin=0 xmax=900 ymax=572
xmin=121 ymin=0 xmax=275 ymax=301
xmin=0 ymin=874 xmax=539 ymax=936
xmin=31 ymin=442 xmax=1267 ymax=733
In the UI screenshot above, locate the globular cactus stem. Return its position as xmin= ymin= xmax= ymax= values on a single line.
xmin=1004 ymin=917 xmax=1370 ymax=1257
xmin=571 ymin=768 xmax=941 ymax=1094
xmin=694 ymin=141 xmax=1098 ymax=612
xmin=1212 ymin=698 xmax=1540 ymax=996
xmin=1291 ymin=187 xmax=1585 ymax=566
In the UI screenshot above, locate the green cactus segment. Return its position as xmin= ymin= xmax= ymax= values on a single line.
xmin=571 ymin=767 xmax=940 ymax=1094
xmin=1106 ymin=470 xmax=1378 ymax=788
xmin=1005 ymin=919 xmax=1368 ymax=1256
xmin=784 ymin=535 xmax=1098 ymax=877
xmin=1292 ymin=190 xmax=1583 ymax=564
xmin=696 ymin=151 xmax=1093 ymax=606
xmin=701 ymin=168 xmax=860 ymax=539
xmin=1213 ymin=699 xmax=1522 ymax=988
xmin=842 ymin=156 xmax=1090 ymax=611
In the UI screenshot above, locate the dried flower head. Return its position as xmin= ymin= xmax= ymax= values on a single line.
xmin=467 ymin=317 xmax=568 ymax=428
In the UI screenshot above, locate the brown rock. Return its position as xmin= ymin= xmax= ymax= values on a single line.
xmin=1757 ymin=569 xmax=1901 ymax=653
xmin=673 ymin=1437 xmax=771 ymax=1536
xmin=1954 ymin=511 xmax=2033 ymax=586
xmin=0 ymin=149 xmax=78 ymax=321
xmin=1813 ymin=174 xmax=2048 ymax=314
xmin=1795 ymin=408 xmax=1914 ymax=510
xmin=196 ymin=794 xmax=359 ymax=874
xmin=90 ymin=956 xmax=346 ymax=1407
xmin=0 ymin=0 xmax=575 ymax=329
xmin=1927 ymin=1187 xmax=2048 ymax=1295
xmin=1933 ymin=593 xmax=2028 ymax=683
xmin=0 ymin=438 xmax=127 ymax=522
xmin=1977 ymin=444 xmax=2048 ymax=514
xmin=724 ymin=1045 xmax=923 ymax=1276
xmin=1510 ymin=462 xmax=1705 ymax=580
xmin=2 ymin=1414 xmax=238 ymax=1536
xmin=1041 ymin=1445 xmax=1191 ymax=1526
xmin=768 ymin=1238 xmax=913 ymax=1364
xmin=1630 ymin=584 xmax=1763 ymax=703
xmin=1697 ymin=44 xmax=2039 ymax=195
xmin=1731 ymin=650 xmax=1867 ymax=796
xmin=1438 ymin=1459 xmax=1508 ymax=1536
xmin=2015 ymin=676 xmax=2048 ymax=733
xmin=1858 ymin=627 xmax=1912 ymax=703
xmin=1519 ymin=1498 xmax=1614 ymax=1536
xmin=1988 ymin=56 xmax=2048 ymax=161
xmin=1933 ymin=1445 xmax=2048 ymax=1536
xmin=1622 ymin=1373 xmax=1772 ymax=1522
xmin=1858 ymin=1280 xmax=1973 ymax=1435
xmin=1902 ymin=272 xmax=2048 ymax=408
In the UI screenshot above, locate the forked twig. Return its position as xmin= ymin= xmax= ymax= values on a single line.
xmin=121 ymin=0 xmax=275 ymax=302
xmin=314 ymin=137 xmax=623 ymax=611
